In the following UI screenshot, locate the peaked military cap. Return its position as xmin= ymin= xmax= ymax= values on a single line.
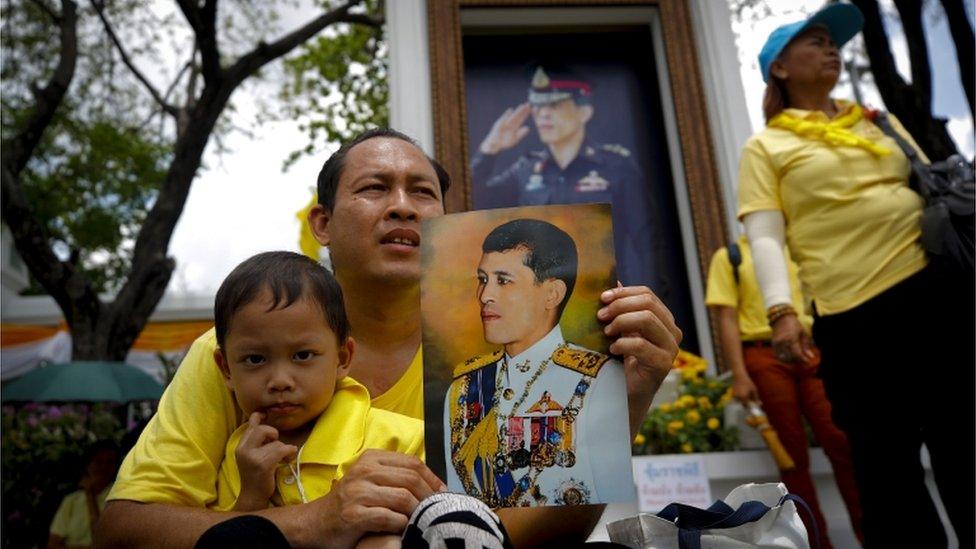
xmin=527 ymin=66 xmax=592 ymax=106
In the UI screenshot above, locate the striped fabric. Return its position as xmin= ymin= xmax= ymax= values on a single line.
xmin=402 ymin=492 xmax=513 ymax=549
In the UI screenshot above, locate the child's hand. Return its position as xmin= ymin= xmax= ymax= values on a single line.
xmin=233 ymin=412 xmax=298 ymax=511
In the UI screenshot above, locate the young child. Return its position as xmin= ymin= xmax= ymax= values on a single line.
xmin=210 ymin=251 xmax=425 ymax=511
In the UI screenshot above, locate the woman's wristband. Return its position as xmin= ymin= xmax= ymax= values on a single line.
xmin=766 ymin=304 xmax=797 ymax=326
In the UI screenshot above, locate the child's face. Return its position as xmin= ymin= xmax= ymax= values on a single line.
xmin=215 ymin=289 xmax=353 ymax=439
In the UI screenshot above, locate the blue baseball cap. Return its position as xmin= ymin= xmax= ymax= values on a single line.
xmin=758 ymin=3 xmax=864 ymax=83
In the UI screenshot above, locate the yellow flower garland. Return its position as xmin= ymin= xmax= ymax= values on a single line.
xmin=769 ymin=103 xmax=891 ymax=157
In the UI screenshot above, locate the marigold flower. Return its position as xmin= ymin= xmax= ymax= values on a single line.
xmin=667 ymin=420 xmax=685 ymax=435
xmin=679 ymin=394 xmax=696 ymax=407
xmin=707 ymin=417 xmax=720 ymax=430
xmin=634 ymin=433 xmax=646 ymax=445
xmin=681 ymin=443 xmax=694 ymax=453
xmin=659 ymin=403 xmax=673 ymax=413
xmin=685 ymin=410 xmax=701 ymax=424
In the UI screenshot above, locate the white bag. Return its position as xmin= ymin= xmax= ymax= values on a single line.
xmin=606 ymin=483 xmax=814 ymax=549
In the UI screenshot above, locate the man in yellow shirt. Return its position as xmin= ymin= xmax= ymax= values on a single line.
xmin=97 ymin=128 xmax=682 ymax=547
xmin=705 ymin=235 xmax=861 ymax=547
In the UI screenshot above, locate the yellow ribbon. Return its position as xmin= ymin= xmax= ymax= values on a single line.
xmin=455 ymin=407 xmax=500 ymax=495
xmin=297 ymin=193 xmax=320 ymax=260
xmin=768 ymin=104 xmax=890 ymax=157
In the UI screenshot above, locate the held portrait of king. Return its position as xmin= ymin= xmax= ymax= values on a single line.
xmin=441 ymin=218 xmax=634 ymax=508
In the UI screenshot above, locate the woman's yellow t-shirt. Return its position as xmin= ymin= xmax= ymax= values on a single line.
xmin=737 ymin=101 xmax=928 ymax=315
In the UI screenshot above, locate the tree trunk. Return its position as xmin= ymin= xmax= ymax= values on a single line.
xmin=852 ymin=0 xmax=959 ymax=159
xmin=3 ymin=0 xmax=379 ymax=363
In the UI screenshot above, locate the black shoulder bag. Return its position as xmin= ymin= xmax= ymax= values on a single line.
xmin=727 ymin=241 xmax=742 ymax=286
xmin=874 ymin=112 xmax=975 ymax=277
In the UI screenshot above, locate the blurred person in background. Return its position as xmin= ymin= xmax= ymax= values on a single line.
xmin=706 ymin=234 xmax=862 ymax=547
xmin=48 ymin=440 xmax=119 ymax=549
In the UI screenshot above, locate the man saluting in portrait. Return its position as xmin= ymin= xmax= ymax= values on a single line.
xmin=443 ymin=218 xmax=634 ymax=508
xmin=471 ymin=64 xmax=658 ymax=291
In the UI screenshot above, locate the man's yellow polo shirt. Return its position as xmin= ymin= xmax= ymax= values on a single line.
xmin=737 ymin=101 xmax=928 ymax=315
xmin=213 ymin=377 xmax=424 ymax=510
xmin=109 ymin=329 xmax=425 ymax=506
xmin=705 ymin=235 xmax=812 ymax=341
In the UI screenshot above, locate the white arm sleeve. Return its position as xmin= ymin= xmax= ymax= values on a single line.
xmin=742 ymin=211 xmax=793 ymax=309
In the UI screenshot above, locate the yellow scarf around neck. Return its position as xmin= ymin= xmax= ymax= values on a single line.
xmin=769 ymin=103 xmax=891 ymax=157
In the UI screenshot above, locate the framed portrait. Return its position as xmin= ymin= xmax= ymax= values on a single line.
xmin=421 ymin=203 xmax=636 ymax=507
xmin=428 ymin=0 xmax=730 ymax=363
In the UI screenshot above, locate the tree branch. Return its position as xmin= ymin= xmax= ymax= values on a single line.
xmin=851 ymin=0 xmax=957 ymax=158
xmin=940 ymin=0 xmax=975 ymax=120
xmin=176 ymin=0 xmax=221 ymax=87
xmin=27 ymin=0 xmax=60 ymax=22
xmin=0 ymin=0 xmax=92 ymax=321
xmin=198 ymin=0 xmax=220 ymax=86
xmin=5 ymin=0 xmax=77 ymax=175
xmin=224 ymin=0 xmax=375 ymax=87
xmin=163 ymin=59 xmax=193 ymax=104
xmin=90 ymin=0 xmax=178 ymax=117
xmin=893 ymin=0 xmax=931 ymax=109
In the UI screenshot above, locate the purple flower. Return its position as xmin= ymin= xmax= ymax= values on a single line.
xmin=46 ymin=406 xmax=63 ymax=419
xmin=26 ymin=415 xmax=39 ymax=428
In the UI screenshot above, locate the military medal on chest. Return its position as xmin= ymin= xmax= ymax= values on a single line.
xmin=526 ymin=161 xmax=545 ymax=191
xmin=576 ymin=170 xmax=610 ymax=192
xmin=449 ymin=342 xmax=608 ymax=507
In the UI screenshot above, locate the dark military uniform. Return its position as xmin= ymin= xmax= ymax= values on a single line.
xmin=471 ymin=140 xmax=662 ymax=290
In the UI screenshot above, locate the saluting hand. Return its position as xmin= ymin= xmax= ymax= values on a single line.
xmin=233 ymin=412 xmax=298 ymax=511
xmin=479 ymin=103 xmax=532 ymax=155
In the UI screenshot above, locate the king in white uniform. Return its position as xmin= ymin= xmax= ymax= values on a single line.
xmin=443 ymin=325 xmax=634 ymax=507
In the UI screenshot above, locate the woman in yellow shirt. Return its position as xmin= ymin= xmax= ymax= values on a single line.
xmin=47 ymin=441 xmax=119 ymax=549
xmin=738 ymin=4 xmax=973 ymax=548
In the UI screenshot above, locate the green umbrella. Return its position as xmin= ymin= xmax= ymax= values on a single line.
xmin=1 ymin=361 xmax=164 ymax=403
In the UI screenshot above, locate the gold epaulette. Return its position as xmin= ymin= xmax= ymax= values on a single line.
xmin=601 ymin=143 xmax=631 ymax=157
xmin=453 ymin=350 xmax=504 ymax=379
xmin=553 ymin=345 xmax=610 ymax=377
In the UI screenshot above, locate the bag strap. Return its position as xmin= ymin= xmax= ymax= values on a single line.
xmin=873 ymin=112 xmax=931 ymax=199
xmin=727 ymin=242 xmax=742 ymax=287
xmin=658 ymin=494 xmax=822 ymax=549
xmin=780 ymin=493 xmax=822 ymax=549
xmin=659 ymin=499 xmax=781 ymax=549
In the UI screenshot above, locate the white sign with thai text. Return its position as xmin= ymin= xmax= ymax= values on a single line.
xmin=631 ymin=454 xmax=712 ymax=512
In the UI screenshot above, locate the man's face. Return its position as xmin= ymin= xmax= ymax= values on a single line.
xmin=477 ymin=248 xmax=561 ymax=356
xmin=310 ymin=137 xmax=445 ymax=286
xmin=531 ymin=98 xmax=592 ymax=147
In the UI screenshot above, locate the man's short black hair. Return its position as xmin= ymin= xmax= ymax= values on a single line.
xmin=482 ymin=218 xmax=578 ymax=317
xmin=316 ymin=127 xmax=451 ymax=211
xmin=214 ymin=251 xmax=350 ymax=349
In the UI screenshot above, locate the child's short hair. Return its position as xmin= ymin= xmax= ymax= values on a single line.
xmin=214 ymin=251 xmax=349 ymax=349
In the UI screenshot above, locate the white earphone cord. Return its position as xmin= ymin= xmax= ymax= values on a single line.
xmin=287 ymin=444 xmax=308 ymax=504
